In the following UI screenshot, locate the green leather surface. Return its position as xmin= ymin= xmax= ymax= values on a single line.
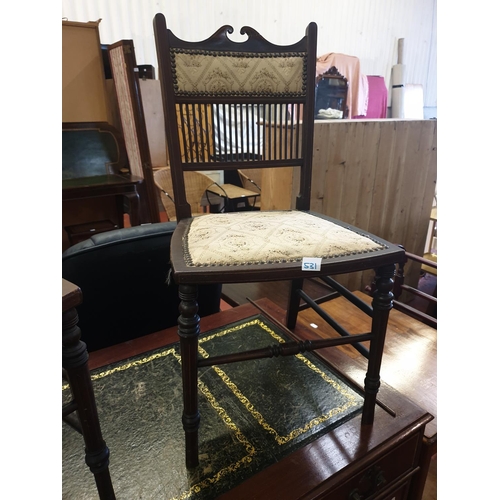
xmin=62 ymin=129 xmax=120 ymax=180
xmin=62 ymin=315 xmax=363 ymax=499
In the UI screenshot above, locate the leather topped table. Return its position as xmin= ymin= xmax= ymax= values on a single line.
xmin=87 ymin=298 xmax=432 ymax=500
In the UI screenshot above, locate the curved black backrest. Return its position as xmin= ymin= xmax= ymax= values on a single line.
xmin=62 ymin=222 xmax=222 ymax=351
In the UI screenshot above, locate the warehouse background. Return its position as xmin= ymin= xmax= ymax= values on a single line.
xmin=61 ymin=0 xmax=437 ymax=118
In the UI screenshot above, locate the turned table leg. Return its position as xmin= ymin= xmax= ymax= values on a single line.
xmin=62 ymin=280 xmax=115 ymax=499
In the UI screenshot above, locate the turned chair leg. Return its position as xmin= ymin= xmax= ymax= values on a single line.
xmin=362 ymin=264 xmax=395 ymax=425
xmin=178 ymin=284 xmax=201 ymax=468
xmin=62 ymin=307 xmax=115 ymax=500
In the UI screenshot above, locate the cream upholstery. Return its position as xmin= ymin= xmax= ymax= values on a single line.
xmin=184 ymin=211 xmax=385 ymax=267
xmin=172 ymin=51 xmax=307 ymax=96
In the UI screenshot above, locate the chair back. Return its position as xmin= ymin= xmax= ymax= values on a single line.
xmin=238 ymin=168 xmax=262 ymax=194
xmin=153 ymin=14 xmax=317 ymax=220
xmin=154 ymin=167 xmax=214 ymax=220
xmin=238 ymin=168 xmax=262 ymax=208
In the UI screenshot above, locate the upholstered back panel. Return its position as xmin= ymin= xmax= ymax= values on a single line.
xmin=171 ymin=51 xmax=307 ymax=96
xmin=154 ymin=14 xmax=317 ymax=217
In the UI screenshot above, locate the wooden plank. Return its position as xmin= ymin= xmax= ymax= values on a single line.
xmin=261 ymin=167 xmax=294 ymax=210
xmin=309 ymin=123 xmax=330 ymax=214
xmin=139 ymin=80 xmax=168 ymax=167
xmin=303 ymin=120 xmax=435 ymax=292
xmin=314 ymin=120 xmax=350 ymax=218
xmin=263 ymin=119 xmax=437 ymax=292
xmin=346 ymin=121 xmax=380 ymax=291
xmin=261 ymin=123 xmax=296 ymax=210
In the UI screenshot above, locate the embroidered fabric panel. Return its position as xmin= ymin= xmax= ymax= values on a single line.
xmin=184 ymin=211 xmax=386 ymax=267
xmin=172 ymin=51 xmax=307 ymax=96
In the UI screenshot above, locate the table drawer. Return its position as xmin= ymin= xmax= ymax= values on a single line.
xmin=323 ymin=432 xmax=420 ymax=499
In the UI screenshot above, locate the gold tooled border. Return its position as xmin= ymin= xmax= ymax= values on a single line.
xmin=199 ymin=318 xmax=362 ymax=445
xmin=62 ymin=348 xmax=256 ymax=500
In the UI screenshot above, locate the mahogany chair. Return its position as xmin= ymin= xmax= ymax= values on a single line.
xmin=153 ymin=13 xmax=406 ymax=468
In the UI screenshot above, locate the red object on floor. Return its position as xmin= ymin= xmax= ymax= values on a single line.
xmin=219 ymin=299 xmax=233 ymax=311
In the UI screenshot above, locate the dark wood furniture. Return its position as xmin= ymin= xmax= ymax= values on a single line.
xmin=62 ymin=279 xmax=115 ymax=500
xmin=62 ymin=122 xmax=143 ymax=248
xmin=221 ymin=279 xmax=437 ymax=499
xmin=62 ymin=222 xmax=222 ymax=352
xmin=315 ymin=66 xmax=349 ymax=118
xmin=153 ymin=13 xmax=406 ymax=469
xmin=288 ymin=291 xmax=437 ymax=500
xmin=87 ymin=298 xmax=432 ymax=500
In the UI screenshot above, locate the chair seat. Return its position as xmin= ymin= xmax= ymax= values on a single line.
xmin=170 ymin=211 xmax=404 ymax=285
xmin=185 ymin=211 xmax=385 ymax=267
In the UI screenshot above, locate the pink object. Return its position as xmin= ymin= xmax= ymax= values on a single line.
xmin=316 ymin=53 xmax=369 ymax=117
xmin=354 ymin=76 xmax=388 ymax=119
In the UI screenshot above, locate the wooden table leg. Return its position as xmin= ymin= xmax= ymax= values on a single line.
xmin=63 ymin=282 xmax=116 ymax=500
xmin=124 ymin=191 xmax=141 ymax=226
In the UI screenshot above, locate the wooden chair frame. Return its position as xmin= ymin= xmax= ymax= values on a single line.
xmin=154 ymin=13 xmax=406 ymax=468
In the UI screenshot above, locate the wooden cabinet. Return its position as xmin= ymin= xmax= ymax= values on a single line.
xmin=317 ymin=433 xmax=422 ymax=499
xmin=214 ymin=299 xmax=433 ymax=500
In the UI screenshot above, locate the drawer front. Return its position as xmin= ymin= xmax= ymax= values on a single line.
xmin=324 ymin=433 xmax=420 ymax=499
xmin=377 ymin=480 xmax=411 ymax=500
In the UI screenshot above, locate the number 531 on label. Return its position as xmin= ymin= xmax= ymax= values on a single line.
xmin=301 ymin=257 xmax=322 ymax=271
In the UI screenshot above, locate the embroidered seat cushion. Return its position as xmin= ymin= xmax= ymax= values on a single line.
xmin=184 ymin=211 xmax=385 ymax=267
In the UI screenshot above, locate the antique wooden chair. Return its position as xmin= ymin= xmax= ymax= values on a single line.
xmin=153 ymin=13 xmax=406 ymax=468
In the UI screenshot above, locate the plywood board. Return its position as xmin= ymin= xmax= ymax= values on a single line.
xmin=62 ymin=20 xmax=109 ymax=123
xmin=267 ymin=119 xmax=437 ymax=291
